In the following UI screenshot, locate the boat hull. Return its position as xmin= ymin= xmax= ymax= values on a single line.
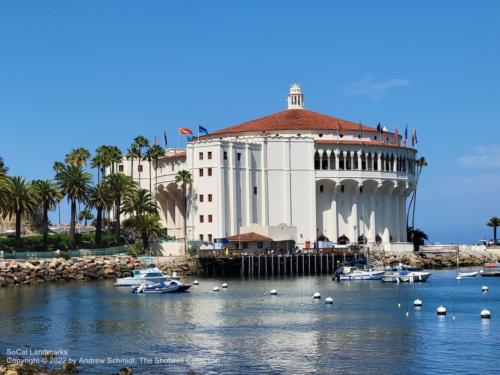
xmin=399 ymin=272 xmax=431 ymax=282
xmin=339 ymin=271 xmax=385 ymax=281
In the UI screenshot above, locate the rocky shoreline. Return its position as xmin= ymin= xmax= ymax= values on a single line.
xmin=372 ymin=250 xmax=494 ymax=269
xmin=0 ymin=256 xmax=199 ymax=288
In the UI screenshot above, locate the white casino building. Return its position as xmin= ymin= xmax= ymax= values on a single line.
xmin=117 ymin=84 xmax=418 ymax=250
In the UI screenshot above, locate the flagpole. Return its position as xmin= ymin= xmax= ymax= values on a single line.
xmin=177 ymin=128 xmax=180 ymax=154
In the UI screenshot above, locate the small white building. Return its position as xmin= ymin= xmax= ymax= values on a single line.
xmin=114 ymin=84 xmax=418 ymax=250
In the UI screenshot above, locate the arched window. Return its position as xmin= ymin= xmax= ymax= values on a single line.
xmin=373 ymin=152 xmax=378 ymax=171
xmin=346 ymin=152 xmax=352 ymax=170
xmin=380 ymin=153 xmax=385 ymax=171
xmin=361 ymin=152 xmax=367 ymax=170
xmin=339 ymin=152 xmax=345 ymax=170
xmin=321 ymin=152 xmax=328 ymax=170
xmin=354 ymin=151 xmax=359 ymax=170
xmin=375 ymin=235 xmax=382 ymax=244
xmin=366 ymin=152 xmax=372 ymax=171
xmin=338 ymin=235 xmax=350 ymax=245
xmin=314 ymin=151 xmax=320 ymax=170
xmin=330 ymin=152 xmax=336 ymax=170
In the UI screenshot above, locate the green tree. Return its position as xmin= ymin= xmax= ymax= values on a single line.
xmin=148 ymin=144 xmax=164 ymax=199
xmin=133 ymin=135 xmax=149 ymax=185
xmin=1 ymin=177 xmax=38 ymax=248
xmin=78 ymin=209 xmax=94 ymax=226
xmin=407 ymin=227 xmax=428 ymax=251
xmin=487 ymin=217 xmax=500 ymax=246
xmin=86 ymin=182 xmax=114 ymax=247
xmin=56 ymin=165 xmax=92 ymax=249
xmin=124 ymin=214 xmax=163 ymax=252
xmin=107 ymin=146 xmax=123 ymax=174
xmin=122 ymin=189 xmax=159 ymax=217
xmin=126 ymin=145 xmax=140 ymax=179
xmin=91 ymin=146 xmax=109 ymax=183
xmin=106 ymin=173 xmax=137 ymax=243
xmin=175 ymin=170 xmax=192 ymax=255
xmin=32 ymin=180 xmax=63 ymax=250
xmin=0 ymin=156 xmax=8 ymax=176
xmin=65 ymin=147 xmax=91 ymax=167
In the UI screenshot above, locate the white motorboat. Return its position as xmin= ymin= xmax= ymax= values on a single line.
xmin=399 ymin=271 xmax=431 ymax=282
xmin=338 ymin=266 xmax=385 ymax=281
xmin=457 ymin=271 xmax=479 ymax=278
xmin=114 ymin=264 xmax=179 ymax=287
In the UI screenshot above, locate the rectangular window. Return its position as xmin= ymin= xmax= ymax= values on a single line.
xmin=208 ymin=168 xmax=212 ymax=176
xmin=171 ymin=164 xmax=174 ymax=172
xmin=237 ymin=152 xmax=241 ymax=161
xmin=138 ymin=165 xmax=143 ymax=172
xmin=208 ymin=234 xmax=213 ymax=242
xmin=208 ymin=215 xmax=213 ymax=223
xmin=118 ymin=165 xmax=124 ymax=172
xmin=208 ymin=194 xmax=213 ymax=202
xmin=208 ymin=151 xmax=212 ymax=159
xmin=199 ymin=168 xmax=204 ymax=177
xmin=199 ymin=234 xmax=204 ymax=241
xmin=199 ymin=215 xmax=204 ymax=223
xmin=199 ymin=194 xmax=204 ymax=203
xmin=199 ymin=152 xmax=203 ymax=160
xmin=253 ymin=186 xmax=258 ymax=195
xmin=224 ymin=151 xmax=228 ymax=160
xmin=257 ymin=242 xmax=263 ymax=249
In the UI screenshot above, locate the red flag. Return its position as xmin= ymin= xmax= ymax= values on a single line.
xmin=179 ymin=128 xmax=193 ymax=135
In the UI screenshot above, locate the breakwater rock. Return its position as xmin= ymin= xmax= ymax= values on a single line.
xmin=372 ymin=251 xmax=494 ymax=269
xmin=0 ymin=256 xmax=199 ymax=288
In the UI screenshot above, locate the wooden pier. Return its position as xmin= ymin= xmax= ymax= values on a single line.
xmin=198 ymin=250 xmax=361 ymax=277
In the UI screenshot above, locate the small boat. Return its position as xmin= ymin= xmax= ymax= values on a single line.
xmin=481 ymin=263 xmax=500 ymax=277
xmin=132 ymin=279 xmax=191 ymax=294
xmin=457 ymin=271 xmax=479 ymax=278
xmin=337 ymin=266 xmax=385 ymax=281
xmin=381 ymin=271 xmax=401 ymax=283
xmin=115 ymin=264 xmax=179 ymax=287
xmin=399 ymin=271 xmax=431 ymax=282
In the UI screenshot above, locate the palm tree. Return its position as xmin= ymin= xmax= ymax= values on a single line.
xmin=175 ymin=170 xmax=192 ymax=255
xmin=52 ymin=161 xmax=65 ymax=225
xmin=107 ymin=146 xmax=123 ymax=174
xmin=124 ymin=214 xmax=163 ymax=252
xmin=149 ymin=144 xmax=164 ymax=199
xmin=133 ymin=135 xmax=149 ymax=187
xmin=122 ymin=189 xmax=159 ymax=217
xmin=407 ymin=156 xmax=428 ymax=232
xmin=86 ymin=182 xmax=114 ymax=247
xmin=0 ymin=156 xmax=8 ymax=176
xmin=91 ymin=146 xmax=109 ymax=183
xmin=407 ymin=227 xmax=428 ymax=251
xmin=65 ymin=147 xmax=91 ymax=167
xmin=78 ymin=209 xmax=94 ymax=226
xmin=487 ymin=217 xmax=500 ymax=245
xmin=106 ymin=173 xmax=137 ymax=243
xmin=126 ymin=145 xmax=140 ymax=180
xmin=1 ymin=177 xmax=38 ymax=248
xmin=32 ymin=180 xmax=62 ymax=250
xmin=55 ymin=165 xmax=92 ymax=249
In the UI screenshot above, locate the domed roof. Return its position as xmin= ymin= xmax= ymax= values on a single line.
xmin=206 ymin=109 xmax=380 ymax=138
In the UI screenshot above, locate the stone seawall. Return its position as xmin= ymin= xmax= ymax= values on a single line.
xmin=372 ymin=251 xmax=494 ymax=269
xmin=0 ymin=256 xmax=200 ymax=288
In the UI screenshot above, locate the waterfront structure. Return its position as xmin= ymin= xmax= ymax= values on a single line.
xmin=112 ymin=84 xmax=418 ymax=250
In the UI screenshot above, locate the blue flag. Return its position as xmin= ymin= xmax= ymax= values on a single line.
xmin=186 ymin=135 xmax=196 ymax=142
xmin=199 ymin=125 xmax=209 ymax=136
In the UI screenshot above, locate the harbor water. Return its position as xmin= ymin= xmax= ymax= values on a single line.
xmin=0 ymin=270 xmax=499 ymax=374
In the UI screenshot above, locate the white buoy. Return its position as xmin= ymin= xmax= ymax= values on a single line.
xmin=193 ymin=280 xmax=199 ymax=285
xmin=481 ymin=309 xmax=491 ymax=319
xmin=413 ymin=299 xmax=423 ymax=307
xmin=482 ymin=285 xmax=489 ymax=293
xmin=456 ymin=276 xmax=462 ymax=281
xmin=222 ymin=283 xmax=228 ymax=288
xmin=325 ymin=297 xmax=333 ymax=304
xmin=437 ymin=305 xmax=447 ymax=315
xmin=270 ymin=289 xmax=278 ymax=295
xmin=213 ymin=286 xmax=220 ymax=292
xmin=313 ymin=292 xmax=321 ymax=299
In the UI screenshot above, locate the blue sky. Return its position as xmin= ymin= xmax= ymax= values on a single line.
xmin=1 ymin=1 xmax=499 ymax=243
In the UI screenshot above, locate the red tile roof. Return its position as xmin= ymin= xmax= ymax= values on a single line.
xmin=226 ymin=232 xmax=273 ymax=242
xmin=205 ymin=109 xmax=381 ymax=138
